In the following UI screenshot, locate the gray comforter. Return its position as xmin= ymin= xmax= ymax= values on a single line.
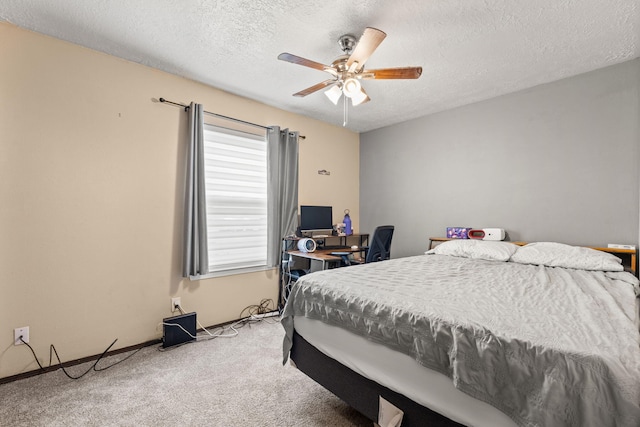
xmin=281 ymin=254 xmax=640 ymax=427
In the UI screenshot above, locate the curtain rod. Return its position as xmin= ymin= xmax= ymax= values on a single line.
xmin=158 ymin=97 xmax=305 ymax=139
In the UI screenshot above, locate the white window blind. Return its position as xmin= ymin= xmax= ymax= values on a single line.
xmin=203 ymin=124 xmax=267 ymax=273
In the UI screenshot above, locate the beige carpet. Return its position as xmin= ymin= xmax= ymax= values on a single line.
xmin=0 ymin=318 xmax=371 ymax=426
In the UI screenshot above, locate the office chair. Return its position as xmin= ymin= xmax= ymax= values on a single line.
xmin=363 ymin=225 xmax=394 ymax=263
xmin=332 ymin=225 xmax=394 ymax=266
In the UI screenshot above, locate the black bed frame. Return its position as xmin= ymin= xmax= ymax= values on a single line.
xmin=290 ymin=330 xmax=465 ymax=427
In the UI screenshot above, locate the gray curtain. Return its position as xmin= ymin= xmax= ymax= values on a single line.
xmin=183 ymin=102 xmax=209 ymax=278
xmin=267 ymin=127 xmax=299 ymax=267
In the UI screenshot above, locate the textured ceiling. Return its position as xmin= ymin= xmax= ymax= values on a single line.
xmin=1 ymin=0 xmax=638 ymax=133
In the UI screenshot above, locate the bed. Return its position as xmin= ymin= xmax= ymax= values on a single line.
xmin=281 ymin=240 xmax=640 ymax=427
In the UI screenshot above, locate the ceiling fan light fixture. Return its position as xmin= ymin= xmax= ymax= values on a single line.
xmin=342 ymin=78 xmax=361 ymax=98
xmin=324 ymin=85 xmax=342 ymax=105
xmin=351 ymin=90 xmax=370 ymax=106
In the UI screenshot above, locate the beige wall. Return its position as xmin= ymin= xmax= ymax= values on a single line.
xmin=0 ymin=23 xmax=359 ymax=379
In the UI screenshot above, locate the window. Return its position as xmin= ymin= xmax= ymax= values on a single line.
xmin=203 ymin=124 xmax=268 ymax=274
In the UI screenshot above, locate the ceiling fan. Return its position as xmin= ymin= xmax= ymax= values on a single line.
xmin=278 ymin=27 xmax=422 ymax=110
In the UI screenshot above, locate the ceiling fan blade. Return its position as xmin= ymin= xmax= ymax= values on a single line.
xmin=293 ymin=80 xmax=337 ymax=97
xmin=278 ymin=53 xmax=337 ymax=76
xmin=360 ymin=67 xmax=423 ymax=80
xmin=346 ymin=27 xmax=387 ymax=72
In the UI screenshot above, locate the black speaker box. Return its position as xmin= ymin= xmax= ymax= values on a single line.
xmin=162 ymin=312 xmax=197 ymax=348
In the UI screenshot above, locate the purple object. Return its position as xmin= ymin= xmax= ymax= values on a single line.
xmin=446 ymin=227 xmax=471 ymax=239
xmin=344 ymin=212 xmax=352 ymax=236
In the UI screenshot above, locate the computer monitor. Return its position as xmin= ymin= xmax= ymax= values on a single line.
xmin=299 ymin=205 xmax=333 ymax=234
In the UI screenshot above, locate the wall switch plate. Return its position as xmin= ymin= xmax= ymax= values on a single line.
xmin=14 ymin=326 xmax=29 ymax=345
xmin=171 ymin=297 xmax=181 ymax=312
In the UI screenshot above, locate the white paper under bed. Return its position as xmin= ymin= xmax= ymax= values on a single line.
xmin=294 ymin=316 xmax=517 ymax=427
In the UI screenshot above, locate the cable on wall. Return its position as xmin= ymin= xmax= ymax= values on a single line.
xmin=19 ymin=337 xmax=144 ymax=380
xmin=158 ymin=299 xmax=279 ymax=351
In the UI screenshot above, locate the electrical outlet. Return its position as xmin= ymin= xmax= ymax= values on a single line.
xmin=171 ymin=297 xmax=181 ymax=312
xmin=14 ymin=326 xmax=29 ymax=345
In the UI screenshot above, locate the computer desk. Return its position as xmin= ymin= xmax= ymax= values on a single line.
xmin=286 ymin=247 xmax=364 ymax=271
xmin=279 ymin=234 xmax=369 ymax=309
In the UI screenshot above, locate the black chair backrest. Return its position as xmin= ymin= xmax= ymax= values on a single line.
xmin=366 ymin=225 xmax=394 ymax=263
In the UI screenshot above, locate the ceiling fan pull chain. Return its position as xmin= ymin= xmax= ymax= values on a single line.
xmin=343 ymin=95 xmax=348 ymax=126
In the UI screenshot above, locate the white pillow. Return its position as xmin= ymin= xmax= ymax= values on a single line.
xmin=509 ymin=242 xmax=624 ymax=271
xmin=426 ymin=239 xmax=519 ymax=262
